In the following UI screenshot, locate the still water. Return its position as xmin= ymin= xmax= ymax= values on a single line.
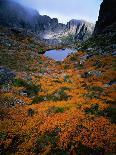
xmin=44 ymin=48 xmax=77 ymax=61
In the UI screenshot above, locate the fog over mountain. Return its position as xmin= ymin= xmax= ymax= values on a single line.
xmin=0 ymin=0 xmax=95 ymax=44
xmin=15 ymin=0 xmax=102 ymax=24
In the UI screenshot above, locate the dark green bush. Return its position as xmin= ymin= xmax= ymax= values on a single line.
xmin=33 ymin=129 xmax=60 ymax=154
xmin=13 ymin=78 xmax=41 ymax=96
xmin=77 ymin=63 xmax=84 ymax=70
xmin=101 ymin=107 xmax=116 ymax=124
xmin=88 ymin=86 xmax=104 ymax=93
xmin=48 ymin=106 xmax=65 ymax=114
xmin=13 ymin=78 xmax=28 ymax=87
xmin=85 ymin=104 xmax=99 ymax=115
xmin=38 ymin=47 xmax=44 ymax=54
xmin=32 ymin=87 xmax=71 ymax=104
xmin=0 ymin=132 xmax=7 ymax=141
xmin=27 ymin=108 xmax=35 ymax=116
xmin=47 ymin=88 xmax=71 ymax=101
xmin=32 ymin=96 xmax=45 ymax=104
xmin=76 ymin=143 xmax=104 ymax=155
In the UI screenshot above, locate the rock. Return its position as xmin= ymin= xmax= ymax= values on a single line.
xmin=94 ymin=0 xmax=116 ymax=35
xmin=20 ymin=90 xmax=28 ymax=97
xmin=111 ymin=51 xmax=116 ymax=56
xmin=80 ymin=53 xmax=93 ymax=64
xmin=81 ymin=70 xmax=102 ymax=78
xmin=88 ymin=70 xmax=102 ymax=77
xmin=15 ymin=99 xmax=25 ymax=105
xmin=0 ymin=66 xmax=15 ymax=85
xmin=104 ymin=80 xmax=116 ymax=87
xmin=67 ymin=20 xmax=94 ymax=41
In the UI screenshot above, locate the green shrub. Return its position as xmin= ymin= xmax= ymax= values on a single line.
xmin=32 ymin=87 xmax=71 ymax=104
xmin=101 ymin=107 xmax=116 ymax=124
xmin=27 ymin=108 xmax=35 ymax=116
xmin=48 ymin=106 xmax=65 ymax=114
xmin=25 ymin=83 xmax=40 ymax=96
xmin=88 ymin=86 xmax=104 ymax=93
xmin=85 ymin=92 xmax=100 ymax=99
xmin=77 ymin=63 xmax=84 ymax=70
xmin=64 ymin=75 xmax=71 ymax=83
xmin=48 ymin=88 xmax=71 ymax=101
xmin=56 ymin=61 xmax=62 ymax=65
xmin=76 ymin=143 xmax=104 ymax=155
xmin=32 ymin=96 xmax=45 ymax=104
xmin=48 ymin=148 xmax=67 ymax=155
xmin=85 ymin=104 xmax=99 ymax=115
xmin=13 ymin=78 xmax=27 ymax=87
xmin=33 ymin=129 xmax=60 ymax=154
xmin=38 ymin=47 xmax=44 ymax=54
xmin=39 ymin=68 xmax=46 ymax=74
xmin=13 ymin=78 xmax=41 ymax=96
xmin=0 ymin=132 xmax=7 ymax=141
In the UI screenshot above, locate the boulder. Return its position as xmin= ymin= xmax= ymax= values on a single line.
xmin=0 ymin=66 xmax=15 ymax=85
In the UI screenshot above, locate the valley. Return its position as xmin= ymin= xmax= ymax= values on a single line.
xmin=0 ymin=0 xmax=116 ymax=155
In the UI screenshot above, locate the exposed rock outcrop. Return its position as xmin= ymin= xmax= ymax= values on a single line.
xmin=67 ymin=20 xmax=94 ymax=40
xmin=94 ymin=0 xmax=116 ymax=35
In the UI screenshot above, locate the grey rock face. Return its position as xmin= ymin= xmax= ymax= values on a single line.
xmin=0 ymin=66 xmax=15 ymax=85
xmin=93 ymin=0 xmax=116 ymax=35
xmin=67 ymin=20 xmax=94 ymax=40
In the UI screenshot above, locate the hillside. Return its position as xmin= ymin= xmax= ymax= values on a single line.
xmin=0 ymin=26 xmax=54 ymax=71
xmin=0 ymin=44 xmax=116 ymax=155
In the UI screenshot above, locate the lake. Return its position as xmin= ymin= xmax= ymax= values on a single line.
xmin=44 ymin=48 xmax=77 ymax=61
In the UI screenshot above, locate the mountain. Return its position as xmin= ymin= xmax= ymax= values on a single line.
xmin=0 ymin=0 xmax=94 ymax=44
xmin=0 ymin=0 xmax=40 ymax=32
xmin=94 ymin=0 xmax=116 ymax=35
xmin=65 ymin=19 xmax=94 ymax=41
xmin=80 ymin=0 xmax=116 ymax=54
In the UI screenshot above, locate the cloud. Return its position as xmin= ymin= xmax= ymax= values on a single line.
xmin=15 ymin=0 xmax=102 ymax=23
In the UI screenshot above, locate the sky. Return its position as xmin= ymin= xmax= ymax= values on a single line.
xmin=16 ymin=0 xmax=102 ymax=24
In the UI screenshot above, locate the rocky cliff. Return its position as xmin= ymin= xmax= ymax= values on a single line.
xmin=67 ymin=19 xmax=94 ymax=40
xmin=0 ymin=0 xmax=94 ymax=44
xmin=94 ymin=0 xmax=116 ymax=35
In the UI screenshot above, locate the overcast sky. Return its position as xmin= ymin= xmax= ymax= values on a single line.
xmin=16 ymin=0 xmax=102 ymax=24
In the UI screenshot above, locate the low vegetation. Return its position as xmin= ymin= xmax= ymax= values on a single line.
xmin=0 ymin=27 xmax=116 ymax=155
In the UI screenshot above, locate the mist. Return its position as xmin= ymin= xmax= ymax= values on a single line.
xmin=9 ymin=0 xmax=102 ymax=24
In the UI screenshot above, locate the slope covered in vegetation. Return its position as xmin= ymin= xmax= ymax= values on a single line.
xmin=0 ymin=42 xmax=116 ymax=154
xmin=0 ymin=27 xmax=51 ymax=71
